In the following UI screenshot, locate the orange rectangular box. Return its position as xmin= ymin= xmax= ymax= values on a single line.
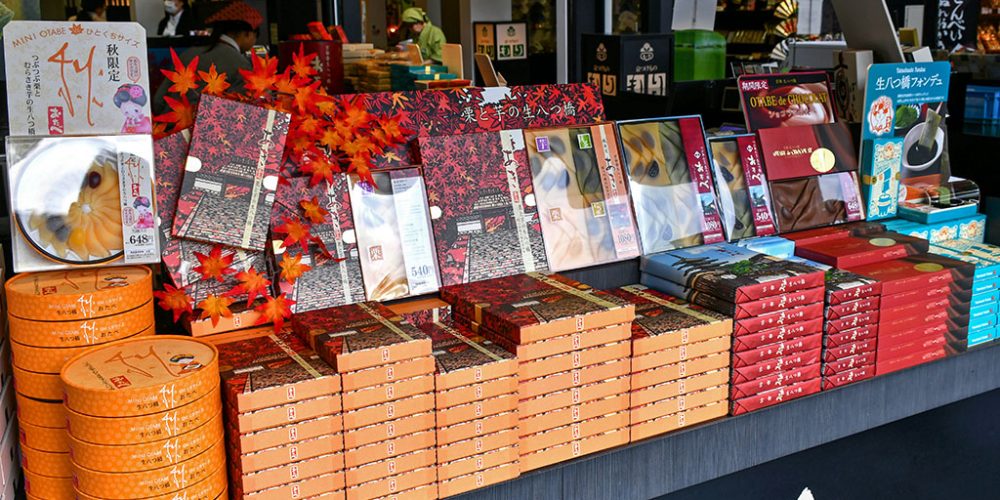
xmin=436 ymin=376 xmax=518 ymax=409
xmin=437 ymin=411 xmax=519 ymax=445
xmin=437 ymin=393 xmax=518 ymax=428
xmin=239 ymin=433 xmax=344 ymax=474
xmin=520 ymin=394 xmax=628 ymax=437
xmin=482 ymin=323 xmax=631 ymax=362
xmin=340 ymin=356 xmax=436 ymax=392
xmin=344 ymin=466 xmax=437 ymax=499
xmin=344 ymin=447 xmax=435 ymax=486
xmin=438 ymin=446 xmax=519 ymax=481
xmin=605 ymin=285 xmax=733 ymax=356
xmin=341 ymin=375 xmax=434 ymax=412
xmin=244 ymin=472 xmax=345 ymax=499
xmin=342 ymin=412 xmax=435 ymax=450
xmin=342 ymin=393 xmax=434 ymax=430
xmin=518 ymin=341 xmax=631 ymax=380
xmin=421 ymin=320 xmax=518 ymax=390
xmin=234 ymin=395 xmax=341 ymax=434
xmin=630 ymin=335 xmax=731 ymax=373
xmin=237 ymin=415 xmax=341 ymax=455
xmin=629 ymin=369 xmax=730 ymax=408
xmin=520 ymin=411 xmax=630 ymax=454
xmin=238 ymin=452 xmax=345 ymax=494
xmin=186 ymin=301 xmax=263 ymax=337
xmin=629 ymin=402 xmax=728 ymax=442
xmin=437 ymin=462 xmax=520 ymax=498
xmin=630 ymin=351 xmax=730 ymax=390
xmin=520 ymin=375 xmax=630 ymax=418
xmin=518 ymin=358 xmax=631 ymax=400
xmin=344 ymin=430 xmax=436 ymax=469
xmin=519 ymin=428 xmax=629 ymax=472
xmin=630 ymin=385 xmax=728 ymax=423
xmin=437 ymin=428 xmax=519 ymax=464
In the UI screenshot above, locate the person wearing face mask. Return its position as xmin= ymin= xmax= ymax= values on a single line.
xmin=71 ymin=0 xmax=107 ymax=22
xmin=400 ymin=7 xmax=446 ymax=63
xmin=158 ymin=0 xmax=199 ymax=37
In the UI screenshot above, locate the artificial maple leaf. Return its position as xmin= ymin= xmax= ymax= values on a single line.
xmin=293 ymin=81 xmax=324 ymax=115
xmin=255 ymin=293 xmax=296 ymax=331
xmin=273 ymin=67 xmax=299 ymax=95
xmin=319 ymin=128 xmax=345 ymax=150
xmin=154 ymin=284 xmax=193 ymax=322
xmin=154 ymin=94 xmax=196 ymax=131
xmin=198 ymin=64 xmax=231 ymax=95
xmin=291 ymin=45 xmax=319 ymax=78
xmin=341 ymin=136 xmax=379 ymax=157
xmin=227 ymin=268 xmax=272 ymax=306
xmin=275 ymin=217 xmax=313 ymax=253
xmin=240 ymin=55 xmax=279 ymax=98
xmin=197 ymin=294 xmax=234 ymax=327
xmin=340 ymin=98 xmax=370 ymax=129
xmin=161 ymin=49 xmax=200 ymax=95
xmin=193 ymin=246 xmax=236 ymax=282
xmin=279 ymin=253 xmax=312 ymax=284
xmin=378 ymin=114 xmax=409 ymax=144
xmin=301 ymin=156 xmax=337 ymax=186
xmin=297 ymin=116 xmax=323 ymax=135
xmin=348 ymin=153 xmax=373 ymax=180
xmin=300 ymin=196 xmax=329 ymax=224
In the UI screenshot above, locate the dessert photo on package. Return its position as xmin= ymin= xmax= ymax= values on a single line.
xmin=418 ymin=130 xmax=549 ymax=286
xmin=617 ymin=116 xmax=725 ymax=254
xmin=348 ymin=167 xmax=441 ymax=302
xmin=709 ymin=134 xmax=778 ymax=240
xmin=524 ymin=123 xmax=641 ymax=271
xmin=5 ymin=135 xmax=160 ymax=272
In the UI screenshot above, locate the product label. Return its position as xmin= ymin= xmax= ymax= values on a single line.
xmin=390 ymin=171 xmax=439 ymax=295
xmin=736 ymin=135 xmax=777 ymax=236
xmin=678 ymin=118 xmax=724 ymax=243
xmin=117 ymin=149 xmax=158 ymax=263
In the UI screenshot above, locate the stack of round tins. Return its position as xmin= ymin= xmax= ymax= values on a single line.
xmin=59 ymin=336 xmax=226 ymax=500
xmin=6 ymin=267 xmax=154 ymax=500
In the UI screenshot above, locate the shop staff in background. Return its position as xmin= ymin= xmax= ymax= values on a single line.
xmin=153 ymin=0 xmax=262 ymax=111
xmin=159 ymin=0 xmax=199 ymax=36
xmin=401 ymin=7 xmax=445 ymax=63
xmin=71 ymin=0 xmax=107 ymax=21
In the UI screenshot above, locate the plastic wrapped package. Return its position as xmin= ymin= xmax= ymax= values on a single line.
xmin=708 ymin=134 xmax=777 ymax=240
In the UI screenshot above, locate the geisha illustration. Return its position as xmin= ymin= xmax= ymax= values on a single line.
xmin=114 ymin=83 xmax=152 ymax=134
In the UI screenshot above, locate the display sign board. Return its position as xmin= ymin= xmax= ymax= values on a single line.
xmin=474 ymin=22 xmax=527 ymax=61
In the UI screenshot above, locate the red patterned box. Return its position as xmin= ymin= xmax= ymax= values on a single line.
xmin=822 ymin=364 xmax=875 ymax=389
xmin=731 ymin=377 xmax=821 ymax=414
xmin=730 ymin=363 xmax=822 ymax=399
xmin=732 ymin=318 xmax=823 ymax=353
xmin=733 ymin=303 xmax=824 ymax=337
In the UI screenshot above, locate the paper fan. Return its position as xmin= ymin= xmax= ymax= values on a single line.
xmin=775 ymin=0 xmax=798 ymax=19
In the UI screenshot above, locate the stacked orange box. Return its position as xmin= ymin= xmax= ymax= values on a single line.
xmin=419 ymin=320 xmax=519 ymax=496
xmin=440 ymin=273 xmax=636 ymax=472
xmin=605 ymin=285 xmax=732 ymax=442
xmin=5 ymin=267 xmax=155 ymax=500
xmin=59 ymin=336 xmax=226 ymax=500
xmin=214 ymin=327 xmax=345 ymax=499
xmin=292 ymin=302 xmax=437 ymax=500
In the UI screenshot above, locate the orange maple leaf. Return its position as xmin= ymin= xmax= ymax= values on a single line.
xmin=297 ymin=116 xmax=323 ymax=135
xmin=193 ymin=246 xmax=236 ymax=282
xmin=226 ymin=268 xmax=272 ymax=306
xmin=240 ymin=55 xmax=279 ymax=98
xmin=69 ymin=24 xmax=84 ymax=35
xmin=341 ymin=136 xmax=379 ymax=157
xmin=197 ymin=294 xmax=234 ymax=327
xmin=301 ymin=156 xmax=337 ymax=186
xmin=348 ymin=154 xmax=373 ymax=182
xmin=255 ymin=293 xmax=296 ymax=331
xmin=319 ymin=128 xmax=345 ymax=150
xmin=293 ymin=81 xmax=324 ymax=115
xmin=340 ymin=98 xmax=370 ymax=129
xmin=198 ymin=64 xmax=231 ymax=95
xmin=275 ymin=217 xmax=313 ymax=253
xmin=154 ymin=284 xmax=193 ymax=322
xmin=273 ymin=67 xmax=299 ymax=95
xmin=300 ymin=196 xmax=330 ymax=224
xmin=291 ymin=45 xmax=319 ymax=79
xmin=378 ymin=115 xmax=409 ymax=144
xmin=279 ymin=253 xmax=312 ymax=284
xmin=161 ymin=49 xmax=200 ymax=95
xmin=154 ymin=94 xmax=196 ymax=131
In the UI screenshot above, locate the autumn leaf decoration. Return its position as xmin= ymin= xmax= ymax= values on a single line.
xmin=227 ymin=268 xmax=272 ymax=306
xmin=198 ymin=294 xmax=235 ymax=327
xmin=193 ymin=245 xmax=236 ymax=282
xmin=154 ymin=284 xmax=193 ymax=322
xmin=279 ymin=253 xmax=312 ymax=285
xmin=255 ymin=294 xmax=296 ymax=330
xmin=300 ymin=197 xmax=329 ymax=224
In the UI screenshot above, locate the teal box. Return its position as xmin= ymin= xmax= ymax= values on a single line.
xmin=897 ymin=201 xmax=979 ymax=225
xmin=971 ymin=289 xmax=1000 ymax=309
xmin=957 ymin=214 xmax=987 ymax=242
xmin=971 ymin=302 xmax=999 ymax=321
xmin=414 ymin=72 xmax=458 ymax=81
xmin=968 ymin=327 xmax=995 ymax=347
xmin=973 ymin=278 xmax=1000 ymax=295
xmin=933 ymin=239 xmax=1000 ymax=263
xmin=734 ymin=236 xmax=795 ymax=259
xmin=884 ymin=215 xmax=985 ymax=243
xmin=969 ymin=313 xmax=997 ymax=333
xmin=928 ymin=246 xmax=1000 ymax=281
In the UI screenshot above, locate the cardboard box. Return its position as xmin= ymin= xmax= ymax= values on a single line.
xmin=436 ymin=376 xmax=518 ymax=409
xmin=630 ymin=387 xmax=727 ymax=424
xmin=480 ymin=322 xmax=631 ymax=362
xmin=438 ymin=428 xmax=518 ymax=463
xmin=732 ymin=318 xmax=823 ymax=353
xmin=823 ymin=351 xmax=878 ymax=375
xmin=291 ymin=302 xmax=432 ymax=373
xmin=343 ymin=412 xmax=434 ymax=450
xmin=734 ymin=303 xmax=824 ymax=336
xmin=629 ymin=401 xmax=727 ymax=441
xmin=438 ymin=462 xmax=520 ymax=497
xmin=236 ymin=415 xmax=342 ymax=455
xmin=345 ymin=447 xmax=435 ymax=487
xmin=732 ymin=333 xmax=822 ymax=368
xmin=343 ymin=466 xmax=436 ymax=499
xmin=421 ymin=320 xmax=517 ymax=391
xmin=517 ymin=358 xmax=630 ymax=400
xmin=731 ymin=349 xmax=821 ymax=383
xmin=238 ymin=433 xmax=344 ymax=475
xmin=519 ymin=376 xmax=630 ymax=418
xmin=605 ymin=285 xmax=732 ymax=353
xmin=519 ymin=428 xmax=629 ymax=472
xmin=795 ymin=233 xmax=929 ymax=268
xmin=217 ymin=330 xmax=340 ymax=414
xmin=438 ymin=446 xmax=518 ymax=481
xmin=731 ymin=363 xmax=822 ymax=399
xmin=629 ymin=369 xmax=729 ymax=408
xmin=340 ymin=356 xmax=436 ymax=392
xmin=826 ymin=297 xmax=881 ymax=320
xmin=235 ymin=452 xmax=344 ymax=495
xmin=343 ymin=431 xmax=435 ymax=469
xmin=438 ymin=411 xmax=519 ymax=445
xmin=730 ymin=377 xmax=821 ymax=415
xmin=342 ymin=393 xmax=434 ymax=431
xmin=232 ymin=395 xmax=341 ymax=435
xmin=822 ymin=364 xmax=875 ymax=389
xmin=342 ymin=375 xmax=433 ymax=412
xmin=520 ymin=394 xmax=628 ymax=437
xmin=630 ymin=336 xmax=731 ymax=372
xmin=243 ymin=471 xmax=345 ymax=500
xmin=631 ymin=352 xmax=730 ymax=390
xmin=436 ymin=393 xmax=518 ymax=428
xmin=823 ymin=338 xmax=877 ymax=362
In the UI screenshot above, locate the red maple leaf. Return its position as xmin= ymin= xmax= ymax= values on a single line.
xmin=341 ymin=136 xmax=379 ymax=157
xmin=348 ymin=154 xmax=374 ymax=182
xmin=319 ymin=128 xmax=345 ymax=150
xmin=300 ymin=196 xmax=330 ymax=224
xmin=273 ymin=67 xmax=300 ymax=95
xmin=291 ymin=45 xmax=318 ymax=78
xmin=154 ymin=94 xmax=196 ymax=131
xmin=198 ymin=64 xmax=231 ymax=95
xmin=293 ymin=80 xmax=325 ymax=115
xmin=240 ymin=55 xmax=279 ymax=98
xmin=275 ymin=217 xmax=313 ymax=253
xmin=377 ymin=114 xmax=410 ymax=144
xmin=279 ymin=253 xmax=312 ymax=284
xmin=340 ymin=97 xmax=370 ymax=129
xmin=154 ymin=284 xmax=193 ymax=322
xmin=226 ymin=268 xmax=272 ymax=306
xmin=197 ymin=294 xmax=234 ymax=327
xmin=255 ymin=293 xmax=296 ymax=331
xmin=193 ymin=246 xmax=236 ymax=282
xmin=300 ymin=156 xmax=337 ymax=186
xmin=161 ymin=49 xmax=200 ymax=95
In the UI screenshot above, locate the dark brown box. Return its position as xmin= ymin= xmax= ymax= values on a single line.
xmin=604 ymin=285 xmax=732 ymax=353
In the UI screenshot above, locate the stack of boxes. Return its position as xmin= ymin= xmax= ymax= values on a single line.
xmin=0 ymin=254 xmax=16 ymax=500
xmin=883 ymin=213 xmax=986 ymax=244
xmin=605 ymin=285 xmax=731 ymax=442
xmin=293 ymin=302 xmax=437 ymax=500
xmin=815 ymin=269 xmax=882 ymax=389
xmin=439 ymin=273 xmax=634 ymax=472
xmin=60 ymin=336 xmax=226 ymax=500
xmin=420 ymin=320 xmax=519 ymax=496
xmin=930 ymin=240 xmax=1000 ymax=347
xmin=5 ymin=267 xmax=155 ymax=500
xmin=215 ymin=328 xmax=345 ymax=499
xmin=389 ymin=63 xmax=459 ymax=91
xmin=640 ymin=244 xmax=826 ymax=415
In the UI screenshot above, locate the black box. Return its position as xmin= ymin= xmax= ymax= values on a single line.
xmin=581 ymin=33 xmax=673 ymax=97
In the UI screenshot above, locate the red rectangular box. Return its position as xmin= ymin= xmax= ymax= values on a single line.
xmin=795 ymin=233 xmax=928 ymax=268
xmin=731 ymin=349 xmax=821 ymax=383
xmin=822 ymin=364 xmax=875 ymax=389
xmin=824 ymin=325 xmax=878 ymax=348
xmin=878 ymin=305 xmax=950 ymax=335
xmin=877 ymin=333 xmax=947 ymax=361
xmin=518 ymin=358 xmax=630 ymax=400
xmin=826 ymin=311 xmax=880 ymax=335
xmin=822 ymin=338 xmax=877 ymax=363
xmin=629 ymin=369 xmax=730 ymax=408
xmin=876 ymin=346 xmax=947 ymax=375
xmin=732 ymin=333 xmax=822 ymax=368
xmin=730 ymin=377 xmax=821 ymax=415
xmin=880 ymin=285 xmax=951 ymax=309
xmin=848 ymin=257 xmax=956 ymax=296
xmin=824 ymin=269 xmax=883 ymax=306
xmin=826 ymin=297 xmax=880 ymax=320
xmin=823 ymin=351 xmax=877 ymax=375
xmin=631 ymin=336 xmax=731 ymax=372
xmin=735 ymin=303 xmax=824 ymax=336
xmin=877 ymin=322 xmax=949 ymax=351
xmin=730 ymin=363 xmax=822 ymax=399
xmin=732 ymin=318 xmax=823 ymax=353
xmin=702 ymin=287 xmax=825 ymax=320
xmin=520 ymin=394 xmax=629 ymax=436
